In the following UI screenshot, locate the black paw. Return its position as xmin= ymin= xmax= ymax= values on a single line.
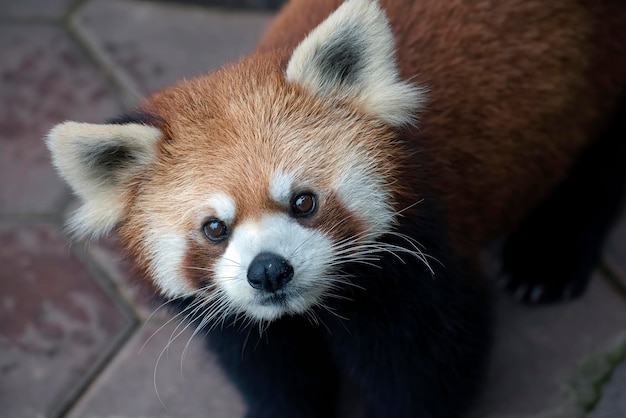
xmin=497 ymin=272 xmax=586 ymax=304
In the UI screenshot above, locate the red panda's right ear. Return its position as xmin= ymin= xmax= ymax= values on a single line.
xmin=46 ymin=121 xmax=161 ymax=239
xmin=285 ymin=0 xmax=426 ymax=127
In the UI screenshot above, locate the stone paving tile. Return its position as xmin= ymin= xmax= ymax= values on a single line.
xmin=67 ymin=321 xmax=245 ymax=418
xmin=0 ymin=221 xmax=134 ymax=418
xmin=153 ymin=0 xmax=286 ymax=11
xmin=0 ymin=23 xmax=122 ymax=215
xmin=469 ymin=274 xmax=626 ymax=418
xmin=71 ymin=0 xmax=272 ymax=99
xmin=0 ymin=0 xmax=78 ymax=19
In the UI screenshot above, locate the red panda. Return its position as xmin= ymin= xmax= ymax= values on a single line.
xmin=46 ymin=0 xmax=626 ymax=417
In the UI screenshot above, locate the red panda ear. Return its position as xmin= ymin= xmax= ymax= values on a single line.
xmin=285 ymin=0 xmax=426 ymax=127
xmin=46 ymin=121 xmax=161 ymax=238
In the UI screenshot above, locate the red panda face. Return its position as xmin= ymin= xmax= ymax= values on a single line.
xmin=46 ymin=0 xmax=424 ymax=323
xmin=115 ymin=59 xmax=409 ymax=321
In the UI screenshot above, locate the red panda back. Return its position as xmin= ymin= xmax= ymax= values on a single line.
xmin=258 ymin=0 xmax=626 ymax=253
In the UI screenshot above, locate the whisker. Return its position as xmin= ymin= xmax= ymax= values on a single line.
xmin=141 ymin=296 xmax=206 ymax=354
xmin=394 ymin=198 xmax=425 ymax=217
xmin=182 ymin=295 xmax=230 ymax=368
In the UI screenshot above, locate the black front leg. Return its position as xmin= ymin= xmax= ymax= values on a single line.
xmin=324 ymin=232 xmax=491 ymax=418
xmin=501 ymin=98 xmax=626 ymax=303
xmin=205 ymin=315 xmax=339 ymax=418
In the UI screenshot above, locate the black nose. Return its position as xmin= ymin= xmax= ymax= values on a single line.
xmin=247 ymin=252 xmax=294 ymax=292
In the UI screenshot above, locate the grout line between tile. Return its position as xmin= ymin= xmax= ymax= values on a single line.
xmin=60 ymin=324 xmax=146 ymax=418
xmin=599 ymin=259 xmax=626 ymax=302
xmin=568 ymin=333 xmax=626 ymax=415
xmin=47 ymin=237 xmax=141 ymax=417
xmin=63 ymin=0 xmax=143 ymax=111
xmin=66 ymin=237 xmax=140 ymax=325
xmin=65 ymin=0 xmax=90 ymax=19
xmin=50 ymin=321 xmax=139 ymax=418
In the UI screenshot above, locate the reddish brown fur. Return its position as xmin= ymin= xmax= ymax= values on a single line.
xmin=117 ymin=0 xmax=626 ymax=285
xmin=258 ymin=0 xmax=626 ymax=254
xmin=117 ymin=54 xmax=409 ymax=289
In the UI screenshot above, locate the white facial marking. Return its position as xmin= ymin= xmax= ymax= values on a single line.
xmin=214 ymin=213 xmax=334 ymax=321
xmin=333 ymin=149 xmax=395 ymax=239
xmin=207 ymin=192 xmax=236 ymax=223
xmin=269 ymin=170 xmax=295 ymax=205
xmin=144 ymin=229 xmax=194 ymax=298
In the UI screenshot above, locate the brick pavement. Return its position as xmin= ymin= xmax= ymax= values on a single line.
xmin=1 ymin=1 xmax=624 ymax=417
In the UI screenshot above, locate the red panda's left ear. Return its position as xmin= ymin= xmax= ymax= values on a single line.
xmin=285 ymin=0 xmax=426 ymax=127
xmin=46 ymin=121 xmax=161 ymax=238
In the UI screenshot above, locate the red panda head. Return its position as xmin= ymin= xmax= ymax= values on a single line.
xmin=46 ymin=0 xmax=425 ymax=322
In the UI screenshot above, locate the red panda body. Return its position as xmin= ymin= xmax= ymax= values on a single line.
xmin=46 ymin=0 xmax=626 ymax=417
xmin=259 ymin=0 xmax=626 ymax=253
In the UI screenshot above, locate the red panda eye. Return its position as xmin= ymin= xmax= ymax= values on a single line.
xmin=291 ymin=192 xmax=317 ymax=217
xmin=202 ymin=218 xmax=228 ymax=242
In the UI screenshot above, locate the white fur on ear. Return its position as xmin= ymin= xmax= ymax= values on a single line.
xmin=286 ymin=0 xmax=426 ymax=127
xmin=46 ymin=121 xmax=161 ymax=238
